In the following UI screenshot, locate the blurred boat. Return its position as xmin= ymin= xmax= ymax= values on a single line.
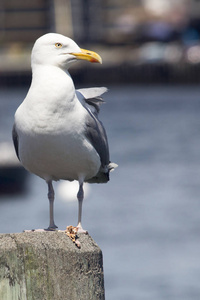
xmin=0 ymin=142 xmax=28 ymax=194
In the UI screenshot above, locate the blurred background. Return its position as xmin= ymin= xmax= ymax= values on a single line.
xmin=1 ymin=0 xmax=200 ymax=299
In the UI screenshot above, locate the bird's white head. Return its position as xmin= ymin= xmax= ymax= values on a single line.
xmin=31 ymin=33 xmax=102 ymax=70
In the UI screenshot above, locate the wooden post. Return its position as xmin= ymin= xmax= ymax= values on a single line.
xmin=0 ymin=232 xmax=105 ymax=300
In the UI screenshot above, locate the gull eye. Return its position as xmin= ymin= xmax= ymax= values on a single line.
xmin=55 ymin=43 xmax=62 ymax=48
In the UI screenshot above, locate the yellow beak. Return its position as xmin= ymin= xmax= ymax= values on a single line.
xmin=71 ymin=48 xmax=102 ymax=64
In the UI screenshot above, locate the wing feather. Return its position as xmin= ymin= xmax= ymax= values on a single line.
xmin=12 ymin=124 xmax=20 ymax=161
xmin=76 ymin=87 xmax=112 ymax=183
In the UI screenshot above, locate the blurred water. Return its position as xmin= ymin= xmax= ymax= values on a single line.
xmin=1 ymin=85 xmax=200 ymax=299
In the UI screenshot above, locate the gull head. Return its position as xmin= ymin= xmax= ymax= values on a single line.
xmin=31 ymin=33 xmax=102 ymax=70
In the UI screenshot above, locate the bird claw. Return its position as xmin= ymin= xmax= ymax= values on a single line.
xmin=77 ymin=227 xmax=88 ymax=234
xmin=46 ymin=226 xmax=58 ymax=231
xmin=23 ymin=229 xmax=47 ymax=232
xmin=76 ymin=222 xmax=88 ymax=234
xmin=23 ymin=227 xmax=58 ymax=232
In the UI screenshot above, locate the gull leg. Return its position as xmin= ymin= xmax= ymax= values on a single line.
xmin=23 ymin=181 xmax=58 ymax=232
xmin=24 ymin=181 xmax=87 ymax=233
xmin=77 ymin=182 xmax=87 ymax=234
xmin=47 ymin=180 xmax=58 ymax=230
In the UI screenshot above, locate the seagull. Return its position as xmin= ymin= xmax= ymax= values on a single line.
xmin=12 ymin=33 xmax=117 ymax=233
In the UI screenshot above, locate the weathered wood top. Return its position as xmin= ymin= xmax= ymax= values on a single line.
xmin=0 ymin=232 xmax=105 ymax=300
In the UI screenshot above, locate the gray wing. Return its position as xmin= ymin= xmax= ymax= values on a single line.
xmin=12 ymin=124 xmax=20 ymax=161
xmin=85 ymin=105 xmax=110 ymax=168
xmin=76 ymin=88 xmax=110 ymax=183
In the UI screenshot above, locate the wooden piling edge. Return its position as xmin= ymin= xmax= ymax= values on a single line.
xmin=0 ymin=232 xmax=105 ymax=300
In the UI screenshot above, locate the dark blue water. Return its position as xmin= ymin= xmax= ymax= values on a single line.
xmin=1 ymin=85 xmax=200 ymax=299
